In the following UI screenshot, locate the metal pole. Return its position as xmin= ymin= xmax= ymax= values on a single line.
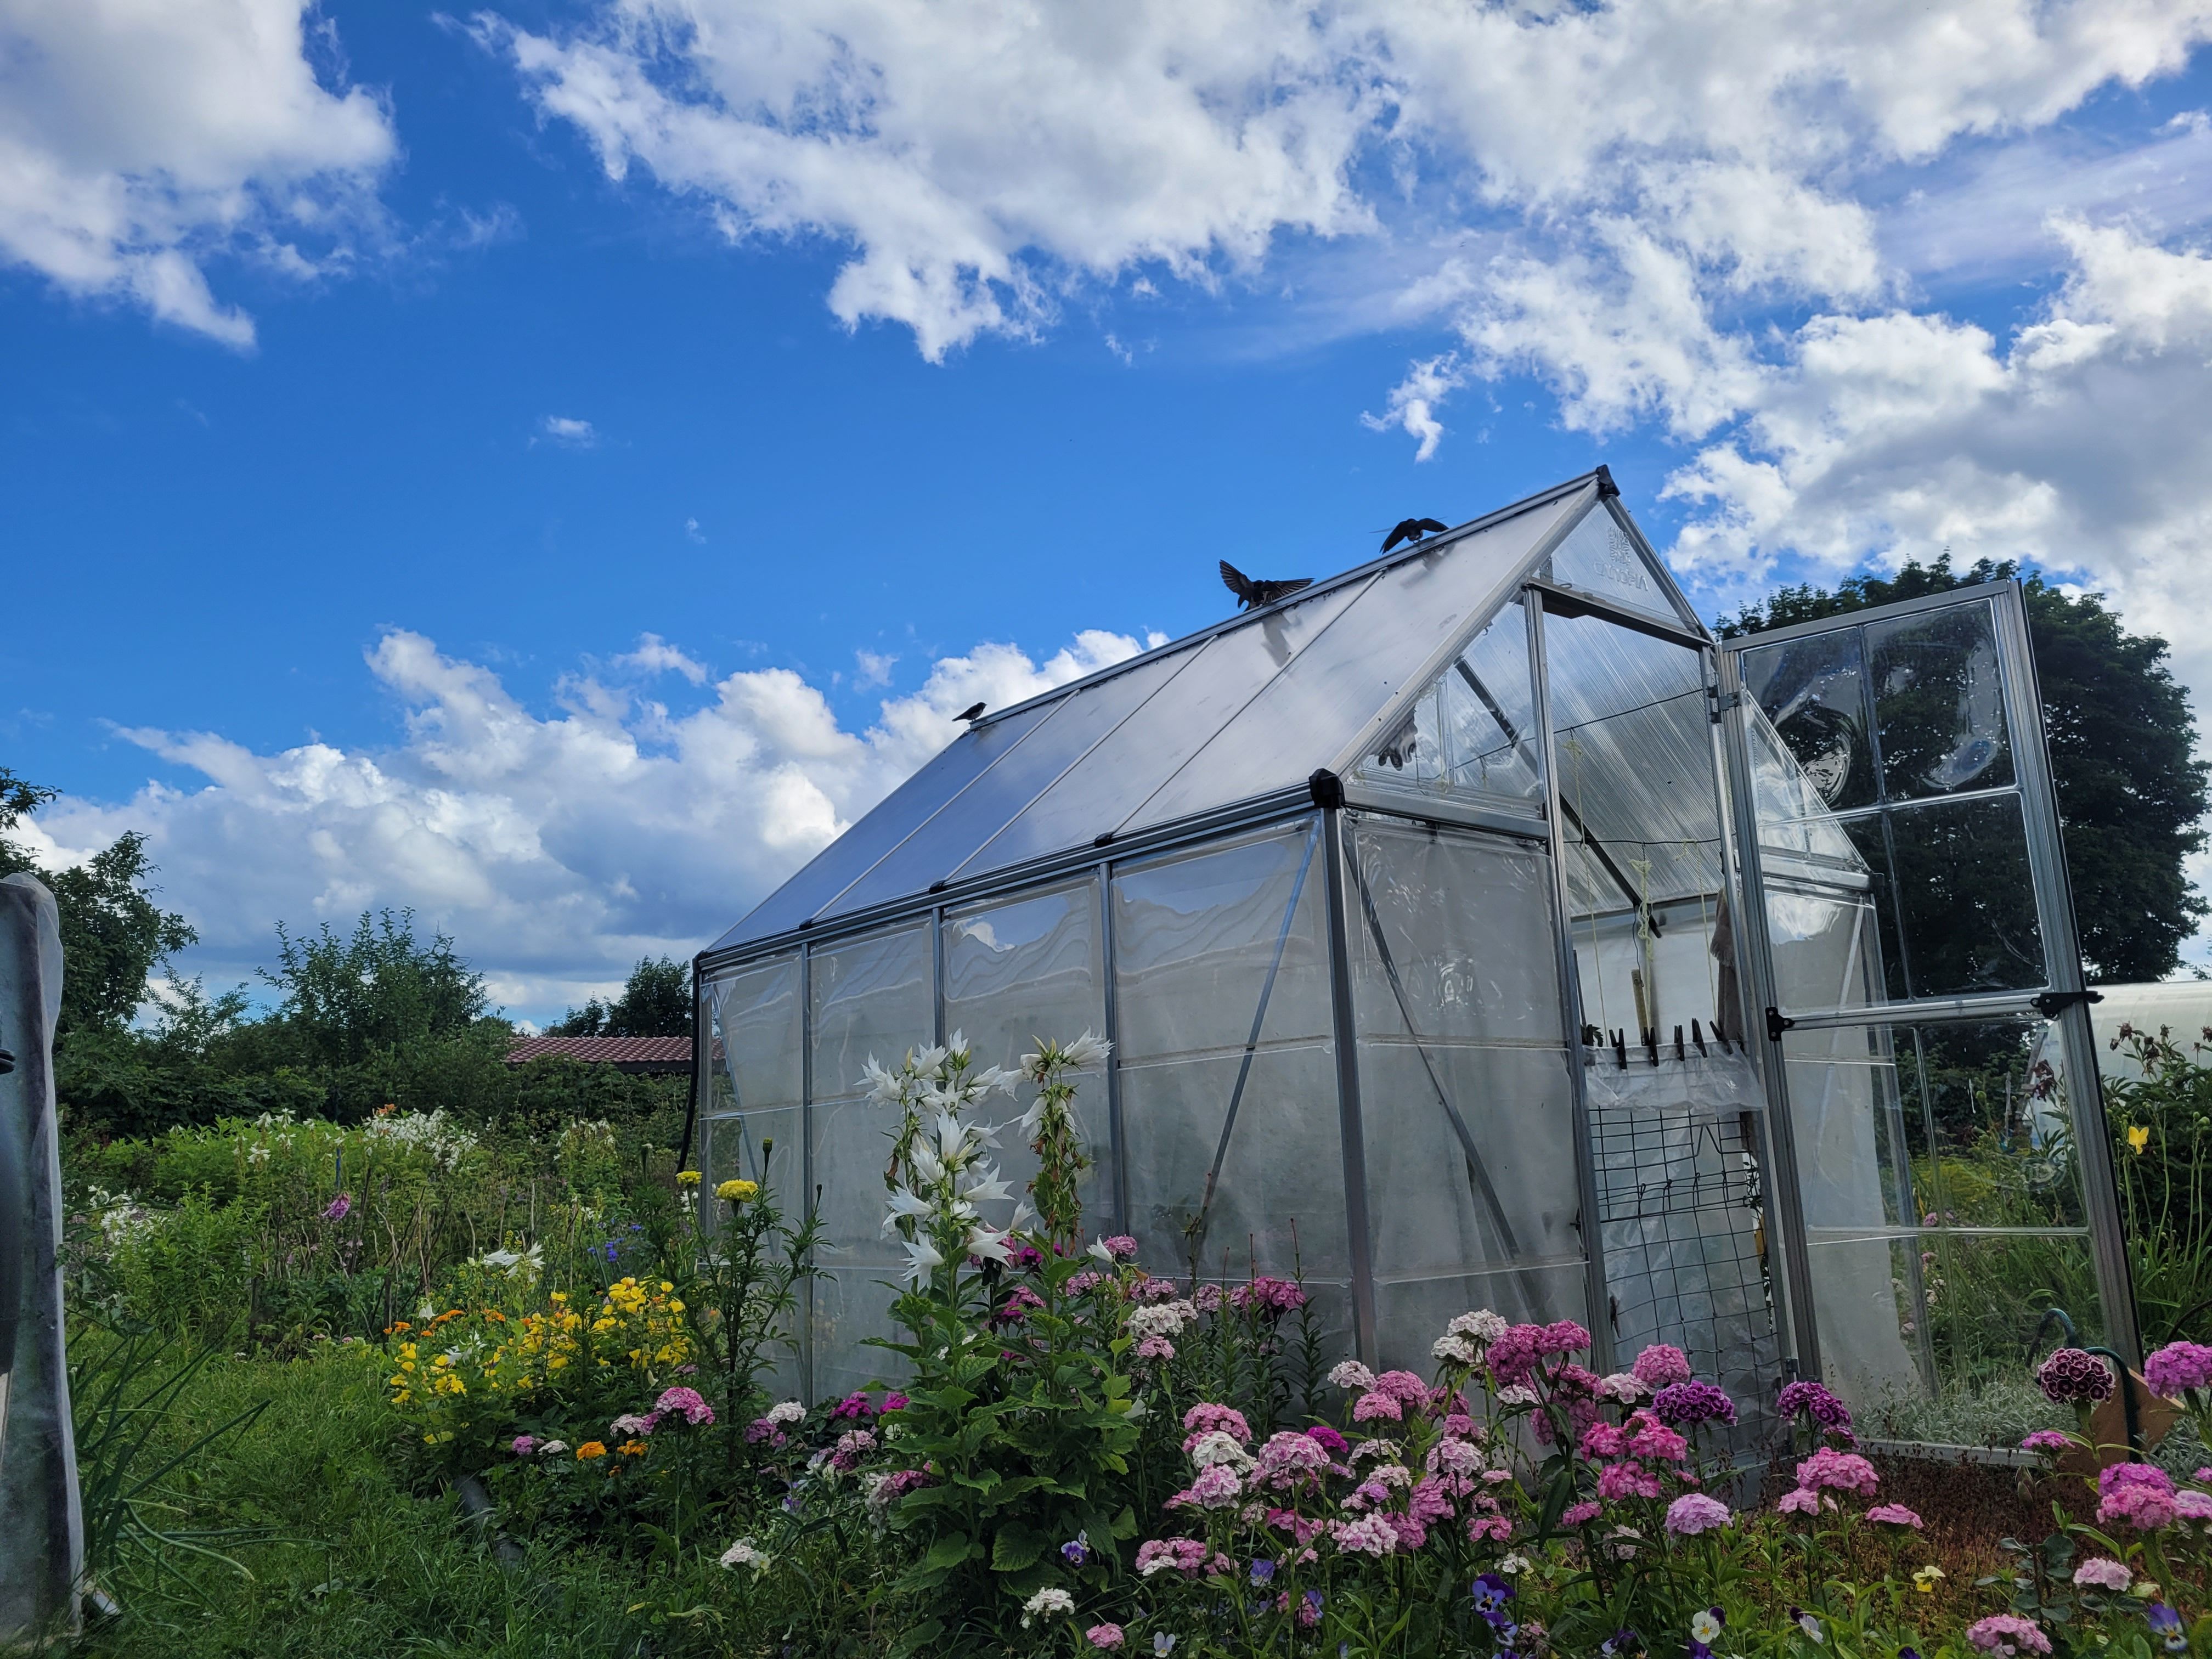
xmin=1097 ymin=861 xmax=1129 ymax=1237
xmin=798 ymin=940 xmax=815 ymax=1402
xmin=1319 ymin=805 xmax=1379 ymax=1362
xmin=1992 ymin=583 xmax=2140 ymax=1362
xmin=930 ymin=905 xmax=947 ymax=1048
xmin=1524 ymin=594 xmax=1615 ymax=1372
xmin=1714 ymin=647 xmax=1824 ymax=1381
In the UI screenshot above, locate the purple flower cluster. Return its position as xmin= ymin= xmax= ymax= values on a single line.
xmin=2144 ymin=1340 xmax=2212 ymax=1399
xmin=1776 ymin=1380 xmax=1853 ymax=1431
xmin=1652 ymin=1380 xmax=1737 ymax=1428
xmin=2097 ymin=1462 xmax=2177 ymax=1530
xmin=2035 ymin=1347 xmax=2116 ymax=1404
xmin=1229 ymin=1276 xmax=1308 ymax=1316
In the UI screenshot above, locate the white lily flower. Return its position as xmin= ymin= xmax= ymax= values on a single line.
xmin=861 ymin=1058 xmax=901 ymax=1102
xmin=910 ymin=1143 xmax=945 ymax=1185
xmin=967 ymin=1225 xmax=1014 ymax=1266
xmin=900 ymin=1237 xmax=945 ymax=1283
xmin=932 ymin=1111 xmax=971 ymax=1164
xmin=1064 ymin=1030 xmax=1113 ymax=1069
xmin=1009 ymin=1200 xmax=1036 ymax=1232
xmin=911 ymin=1043 xmax=948 ymax=1074
xmin=1087 ymin=1238 xmax=1115 ymax=1263
xmin=882 ymin=1186 xmax=932 ymax=1234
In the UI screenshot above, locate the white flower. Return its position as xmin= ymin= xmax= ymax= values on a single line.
xmin=1432 ymin=1334 xmax=1479 ymax=1365
xmin=1087 ymin=1239 xmax=1116 ymax=1263
xmin=1127 ymin=1302 xmax=1195 ymax=1340
xmin=766 ymin=1401 xmax=806 ymax=1426
xmin=1009 ymin=1200 xmax=1036 ymax=1232
xmin=1187 ymin=1431 xmax=1255 ymax=1471
xmin=932 ymin=1112 xmax=970 ymax=1165
xmin=1449 ymin=1309 xmax=1508 ymax=1344
xmin=1328 ymin=1359 xmax=1377 ymax=1392
xmin=1597 ymin=1372 xmax=1650 ymax=1403
xmin=1154 ymin=1637 xmax=1178 ymax=1656
xmin=720 ymin=1538 xmax=768 ymax=1571
xmin=1064 ymin=1030 xmax=1112 ymax=1069
xmin=861 ymin=1058 xmax=902 ymax=1102
xmin=912 ymin=1043 xmax=949 ymax=1074
xmin=1021 ymin=1585 xmax=1076 ymax=1626
xmin=958 ymin=1166 xmax=1014 ymax=1206
xmin=1498 ymin=1553 xmax=1532 ymax=1576
xmin=966 ymin=1225 xmax=1014 ymax=1266
xmin=910 ymin=1143 xmax=945 ymax=1186
xmin=900 ymin=1237 xmax=946 ymax=1283
xmin=1496 ymin=1385 xmax=1538 ymax=1407
xmin=1691 ymin=1610 xmax=1724 ymax=1645
xmin=539 ymin=1440 xmax=568 ymax=1455
xmin=1797 ymin=1613 xmax=1824 ymax=1643
xmin=972 ymin=1065 xmax=1017 ymax=1096
xmin=882 ymin=1186 xmax=933 ymax=1234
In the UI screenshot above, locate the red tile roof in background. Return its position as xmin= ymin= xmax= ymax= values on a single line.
xmin=506 ymin=1035 xmax=693 ymax=1069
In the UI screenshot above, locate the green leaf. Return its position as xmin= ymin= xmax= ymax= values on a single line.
xmin=921 ymin=1532 xmax=973 ymax=1573
xmin=991 ymin=1524 xmax=1046 ymax=1573
xmin=1109 ymin=1505 xmax=1137 ymax=1541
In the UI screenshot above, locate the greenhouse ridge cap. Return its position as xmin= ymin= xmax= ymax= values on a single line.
xmin=971 ymin=467 xmax=1614 ymax=731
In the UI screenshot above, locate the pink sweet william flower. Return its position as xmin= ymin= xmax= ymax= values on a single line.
xmin=1466 ymin=1512 xmax=1513 ymax=1543
xmin=1183 ymin=1464 xmax=1242 ymax=1509
xmin=1353 ymin=1391 xmax=1403 ymax=1423
xmin=1086 ymin=1624 xmax=1125 ymax=1649
xmin=1304 ymin=1423 xmax=1348 ymax=1456
xmin=1966 ymin=1615 xmax=2052 ymax=1655
xmin=2174 ymin=1490 xmax=2212 ymax=1521
xmin=1182 ymin=1403 xmax=1252 ymax=1444
xmin=1795 ymin=1447 xmax=1878 ymax=1496
xmin=1624 ymin=1411 xmax=1689 ymax=1464
xmin=1375 ymin=1369 xmax=1430 ymax=1403
xmin=2021 ymin=1430 xmax=2071 ymax=1455
xmin=510 ymin=1435 xmax=539 ymax=1456
xmin=1540 ymin=1320 xmax=1593 ymax=1355
xmin=2145 ymin=1341 xmax=2212 ymax=1399
xmin=654 ymin=1386 xmax=715 ymax=1426
xmin=1866 ymin=1504 xmax=1923 ymax=1528
xmin=2073 ymin=1558 xmax=2134 ymax=1592
xmin=1630 ymin=1343 xmax=1692 ymax=1389
xmin=1486 ymin=1325 xmax=1543 ymax=1385
xmin=1579 ymin=1421 xmax=1627 ymax=1459
xmin=1560 ymin=1500 xmax=1601 ymax=1527
xmin=2100 ymin=1462 xmax=2178 ymax=1530
xmin=1136 ymin=1335 xmax=1175 ymax=1360
xmin=1257 ymin=1431 xmax=1332 ymax=1487
xmin=1331 ymin=1514 xmax=1398 ymax=1556
xmin=1665 ymin=1493 xmax=1730 ymax=1534
xmin=611 ymin=1412 xmax=657 ymax=1437
xmin=1776 ymin=1486 xmax=1824 ymax=1516
xmin=1596 ymin=1459 xmax=1660 ymax=1500
xmin=1135 ymin=1538 xmax=1211 ymax=1577
xmin=1099 ymin=1235 xmax=1139 ymax=1260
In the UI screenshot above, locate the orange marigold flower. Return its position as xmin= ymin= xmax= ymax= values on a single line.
xmin=577 ymin=1441 xmax=608 ymax=1460
xmin=619 ymin=1440 xmax=650 ymax=1457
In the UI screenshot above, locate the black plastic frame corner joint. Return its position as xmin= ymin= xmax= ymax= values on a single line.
xmin=1093 ymin=831 xmax=1115 ymax=848
xmin=2031 ymin=989 xmax=2104 ymax=1020
xmin=1308 ymin=768 xmax=1345 ymax=810
xmin=1764 ymin=1006 xmax=1796 ymax=1043
xmin=1593 ymin=464 xmax=1620 ymax=499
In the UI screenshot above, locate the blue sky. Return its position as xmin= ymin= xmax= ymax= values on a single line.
xmin=8 ymin=1 xmax=2212 ymax=1020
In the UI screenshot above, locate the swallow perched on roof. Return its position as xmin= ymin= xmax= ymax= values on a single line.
xmin=955 ymin=702 xmax=986 ymax=722
xmin=1381 ymin=517 xmax=1450 ymax=554
xmin=1219 ymin=560 xmax=1314 ymax=612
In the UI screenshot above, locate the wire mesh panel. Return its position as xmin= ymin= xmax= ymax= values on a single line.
xmin=1585 ymin=1060 xmax=1782 ymax=1445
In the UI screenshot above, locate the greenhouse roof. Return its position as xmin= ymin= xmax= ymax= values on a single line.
xmin=709 ymin=469 xmax=1705 ymax=960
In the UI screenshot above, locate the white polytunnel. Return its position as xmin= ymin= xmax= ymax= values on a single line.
xmin=693 ymin=470 xmax=2136 ymax=1444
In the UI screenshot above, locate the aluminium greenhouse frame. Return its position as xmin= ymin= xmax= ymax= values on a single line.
xmin=692 ymin=468 xmax=2138 ymax=1415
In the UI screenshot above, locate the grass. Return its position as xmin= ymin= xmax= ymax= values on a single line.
xmin=78 ymin=1345 xmax=675 ymax=1658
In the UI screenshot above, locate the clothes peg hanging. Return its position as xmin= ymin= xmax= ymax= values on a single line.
xmin=1673 ymin=1024 xmax=1685 ymax=1062
xmin=1690 ymin=1018 xmax=1708 ymax=1058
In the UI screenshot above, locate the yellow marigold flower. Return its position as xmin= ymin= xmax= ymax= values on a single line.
xmin=577 ymin=1441 xmax=607 ymax=1460
xmin=716 ymin=1178 xmax=759 ymax=1203
xmin=619 ymin=1440 xmax=649 ymax=1457
xmin=2129 ymin=1125 xmax=2151 ymax=1155
xmin=676 ymin=1170 xmax=702 ymax=1187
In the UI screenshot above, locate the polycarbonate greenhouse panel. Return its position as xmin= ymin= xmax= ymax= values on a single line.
xmin=826 ymin=643 xmax=1198 ymax=917
xmin=710 ymin=697 xmax=1062 ymax=949
xmin=1125 ymin=490 xmax=1586 ymax=835
xmin=1544 ymin=500 xmax=1700 ymax=633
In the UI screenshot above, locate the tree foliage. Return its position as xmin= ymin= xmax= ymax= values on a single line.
xmin=0 ymin=773 xmax=195 ymax=1039
xmin=1722 ymin=557 xmax=2210 ymax=983
xmin=550 ymin=955 xmax=692 ymax=1039
xmin=258 ymin=909 xmax=490 ymax=1069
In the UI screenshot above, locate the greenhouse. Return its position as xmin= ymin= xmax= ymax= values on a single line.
xmin=692 ymin=469 xmax=2134 ymax=1436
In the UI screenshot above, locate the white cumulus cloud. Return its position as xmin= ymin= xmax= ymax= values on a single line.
xmin=30 ymin=625 xmax=1148 ymax=1018
xmin=0 ymin=0 xmax=397 ymax=345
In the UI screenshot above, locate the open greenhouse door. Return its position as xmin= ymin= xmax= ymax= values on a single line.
xmin=1716 ymin=581 xmax=2136 ymax=1425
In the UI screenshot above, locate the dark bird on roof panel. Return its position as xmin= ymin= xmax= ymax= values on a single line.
xmin=956 ymin=702 xmax=986 ymax=722
xmin=1381 ymin=517 xmax=1450 ymax=554
xmin=1219 ymin=560 xmax=1313 ymax=611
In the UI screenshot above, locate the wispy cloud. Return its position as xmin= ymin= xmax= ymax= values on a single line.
xmin=535 ymin=415 xmax=598 ymax=448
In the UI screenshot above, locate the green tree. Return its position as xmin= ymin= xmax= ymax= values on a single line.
xmin=1722 ymin=557 xmax=2209 ymax=984
xmin=550 ymin=955 xmax=692 ymax=1038
xmin=0 ymin=773 xmax=196 ymax=1038
xmin=260 ymin=909 xmax=490 ymax=1068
